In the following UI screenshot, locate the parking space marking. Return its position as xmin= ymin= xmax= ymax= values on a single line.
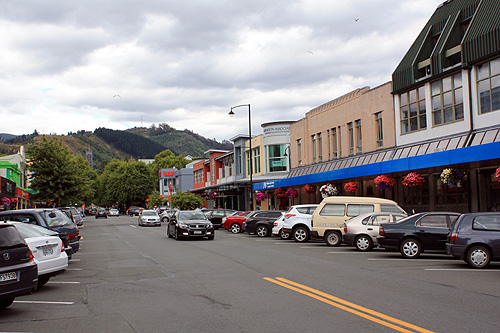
xmin=14 ymin=301 xmax=74 ymax=305
xmin=425 ymin=268 xmax=500 ymax=271
xmin=367 ymin=259 xmax=452 ymax=261
xmin=67 ymin=268 xmax=83 ymax=271
xmin=327 ymin=251 xmax=370 ymax=254
xmin=47 ymin=281 xmax=81 ymax=284
xmin=70 ymin=259 xmax=81 ymax=262
xmin=130 ymin=225 xmax=137 ymax=228
xmin=265 ymin=277 xmax=434 ymax=333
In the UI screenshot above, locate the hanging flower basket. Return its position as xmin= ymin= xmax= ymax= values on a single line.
xmin=319 ymin=184 xmax=338 ymax=198
xmin=302 ymin=184 xmax=315 ymax=194
xmin=374 ymin=175 xmax=395 ymax=191
xmin=286 ymin=188 xmax=298 ymax=198
xmin=440 ymin=168 xmax=468 ymax=188
xmin=495 ymin=167 xmax=500 ymax=182
xmin=344 ymin=182 xmax=358 ymax=193
xmin=402 ymin=172 xmax=425 ymax=187
xmin=275 ymin=187 xmax=287 ymax=198
xmin=255 ymin=192 xmax=268 ymax=202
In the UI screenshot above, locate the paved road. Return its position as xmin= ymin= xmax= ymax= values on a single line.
xmin=1 ymin=215 xmax=499 ymax=332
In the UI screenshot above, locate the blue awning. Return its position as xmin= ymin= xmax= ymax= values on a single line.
xmin=254 ymin=141 xmax=500 ymax=190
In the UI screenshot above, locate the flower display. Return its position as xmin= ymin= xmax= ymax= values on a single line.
xmin=286 ymin=188 xmax=298 ymax=198
xmin=402 ymin=172 xmax=425 ymax=187
xmin=344 ymin=182 xmax=358 ymax=193
xmin=255 ymin=192 xmax=268 ymax=202
xmin=440 ymin=168 xmax=467 ymax=188
xmin=302 ymin=184 xmax=315 ymax=194
xmin=374 ymin=175 xmax=395 ymax=191
xmin=209 ymin=191 xmax=218 ymax=199
xmin=319 ymin=184 xmax=338 ymax=198
xmin=495 ymin=167 xmax=500 ymax=182
xmin=275 ymin=187 xmax=287 ymax=198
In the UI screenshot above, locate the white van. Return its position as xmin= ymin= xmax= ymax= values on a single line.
xmin=310 ymin=196 xmax=406 ymax=246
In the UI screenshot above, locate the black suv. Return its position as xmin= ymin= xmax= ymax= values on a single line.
xmin=243 ymin=210 xmax=284 ymax=237
xmin=447 ymin=212 xmax=500 ymax=268
xmin=0 ymin=209 xmax=80 ymax=257
xmin=0 ymin=224 xmax=38 ymax=309
xmin=202 ymin=209 xmax=236 ymax=230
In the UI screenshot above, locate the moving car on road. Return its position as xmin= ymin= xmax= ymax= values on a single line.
xmin=167 ymin=210 xmax=214 ymax=240
xmin=447 ymin=212 xmax=500 ymax=268
xmin=108 ymin=208 xmax=120 ymax=217
xmin=138 ymin=210 xmax=161 ymax=227
xmin=95 ymin=208 xmax=108 ymax=219
xmin=378 ymin=212 xmax=460 ymax=258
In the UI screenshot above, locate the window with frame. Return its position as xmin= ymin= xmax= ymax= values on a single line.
xmin=327 ymin=130 xmax=331 ymax=160
xmin=348 ymin=122 xmax=354 ymax=155
xmin=375 ymin=112 xmax=383 ymax=147
xmin=246 ymin=151 xmax=251 ymax=176
xmin=317 ymin=132 xmax=322 ymax=162
xmin=346 ymin=204 xmax=374 ymax=216
xmin=253 ymin=147 xmax=260 ymax=174
xmin=400 ymin=86 xmax=426 ymax=133
xmin=355 ymin=119 xmax=362 ymax=154
xmin=211 ymin=159 xmax=215 ymax=181
xmin=338 ymin=126 xmax=342 ymax=157
xmin=417 ymin=215 xmax=448 ymax=228
xmin=477 ymin=57 xmax=500 ymax=114
xmin=473 ymin=215 xmax=500 ymax=231
xmin=331 ymin=128 xmax=338 ymax=158
xmin=268 ymin=145 xmax=286 ymax=172
xmin=297 ymin=139 xmax=302 ymax=166
xmin=312 ymin=135 xmax=317 ymax=163
xmin=432 ymin=73 xmax=464 ymax=125
xmin=319 ymin=204 xmax=345 ymax=216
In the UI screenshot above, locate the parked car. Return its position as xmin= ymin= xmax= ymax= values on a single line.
xmin=160 ymin=209 xmax=177 ymax=223
xmin=203 ymin=209 xmax=236 ymax=230
xmin=108 ymin=209 xmax=120 ymax=217
xmin=57 ymin=207 xmax=83 ymax=226
xmin=138 ymin=210 xmax=161 ymax=227
xmin=0 ymin=209 xmax=80 ymax=257
xmin=378 ymin=212 xmax=460 ymax=258
xmin=310 ymin=196 xmax=406 ymax=246
xmin=243 ymin=210 xmax=284 ymax=237
xmin=343 ymin=212 xmax=407 ymax=251
xmin=272 ymin=214 xmax=288 ymax=239
xmin=223 ymin=211 xmax=252 ymax=233
xmin=447 ymin=212 xmax=500 ymax=268
xmin=281 ymin=204 xmax=319 ymax=242
xmin=167 ymin=210 xmax=214 ymax=240
xmin=0 ymin=224 xmax=38 ymax=310
xmin=7 ymin=222 xmax=68 ymax=287
xmin=95 ymin=208 xmax=108 ymax=219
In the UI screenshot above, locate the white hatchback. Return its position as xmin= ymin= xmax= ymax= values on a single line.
xmin=7 ymin=222 xmax=68 ymax=287
xmin=281 ymin=204 xmax=319 ymax=242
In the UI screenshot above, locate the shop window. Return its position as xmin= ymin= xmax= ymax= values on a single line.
xmin=317 ymin=132 xmax=322 ymax=162
xmin=375 ymin=112 xmax=383 ymax=147
xmin=268 ymin=145 xmax=286 ymax=172
xmin=348 ymin=122 xmax=354 ymax=156
xmin=400 ymin=86 xmax=426 ymax=133
xmin=477 ymin=57 xmax=500 ymax=114
xmin=355 ymin=119 xmax=362 ymax=154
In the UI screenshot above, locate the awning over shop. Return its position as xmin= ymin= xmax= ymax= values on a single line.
xmin=254 ymin=128 xmax=500 ymax=190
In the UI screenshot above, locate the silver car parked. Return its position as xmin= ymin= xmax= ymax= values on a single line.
xmin=343 ymin=212 xmax=407 ymax=251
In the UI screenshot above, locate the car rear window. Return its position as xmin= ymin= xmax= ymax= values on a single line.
xmin=0 ymin=225 xmax=26 ymax=249
xmin=346 ymin=204 xmax=374 ymax=217
xmin=472 ymin=215 xmax=500 ymax=231
xmin=319 ymin=204 xmax=345 ymax=216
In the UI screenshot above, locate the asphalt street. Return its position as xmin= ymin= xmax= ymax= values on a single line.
xmin=1 ymin=215 xmax=499 ymax=332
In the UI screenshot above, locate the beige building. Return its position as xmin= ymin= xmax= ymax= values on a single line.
xmin=290 ymin=82 xmax=395 ymax=168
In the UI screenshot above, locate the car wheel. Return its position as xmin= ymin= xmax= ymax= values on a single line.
xmin=280 ymin=229 xmax=291 ymax=240
xmin=400 ymin=239 xmax=421 ymax=258
xmin=167 ymin=228 xmax=173 ymax=238
xmin=162 ymin=217 xmax=169 ymax=223
xmin=174 ymin=228 xmax=180 ymax=240
xmin=466 ymin=246 xmax=491 ymax=269
xmin=293 ymin=227 xmax=309 ymax=243
xmin=207 ymin=235 xmax=215 ymax=240
xmin=325 ymin=231 xmax=342 ymax=246
xmin=37 ymin=276 xmax=50 ymax=288
xmin=355 ymin=235 xmax=373 ymax=252
xmin=256 ymin=225 xmax=269 ymax=237
xmin=230 ymin=223 xmax=241 ymax=234
xmin=0 ymin=297 xmax=14 ymax=310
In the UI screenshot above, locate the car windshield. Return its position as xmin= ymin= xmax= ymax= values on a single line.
xmin=142 ymin=211 xmax=158 ymax=216
xmin=42 ymin=210 xmax=73 ymax=227
xmin=179 ymin=212 xmax=207 ymax=221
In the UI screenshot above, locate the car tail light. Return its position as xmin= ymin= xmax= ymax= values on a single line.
xmin=379 ymin=226 xmax=385 ymax=236
xmin=69 ymin=231 xmax=79 ymax=240
xmin=344 ymin=224 xmax=347 ymax=233
xmin=28 ymin=248 xmax=35 ymax=264
xmin=450 ymin=232 xmax=458 ymax=241
xmin=274 ymin=222 xmax=278 ymax=227
xmin=285 ymin=214 xmax=296 ymax=219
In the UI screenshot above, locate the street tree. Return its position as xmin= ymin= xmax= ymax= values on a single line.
xmin=169 ymin=192 xmax=203 ymax=210
xmin=151 ymin=149 xmax=189 ymax=173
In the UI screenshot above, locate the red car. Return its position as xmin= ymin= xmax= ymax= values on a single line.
xmin=223 ymin=211 xmax=253 ymax=233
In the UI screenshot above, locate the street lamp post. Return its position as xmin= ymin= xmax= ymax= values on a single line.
xmin=283 ymin=145 xmax=291 ymax=172
xmin=229 ymin=104 xmax=253 ymax=211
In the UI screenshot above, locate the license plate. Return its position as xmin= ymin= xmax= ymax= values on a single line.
xmin=193 ymin=230 xmax=202 ymax=234
xmin=43 ymin=248 xmax=54 ymax=256
xmin=0 ymin=272 xmax=17 ymax=282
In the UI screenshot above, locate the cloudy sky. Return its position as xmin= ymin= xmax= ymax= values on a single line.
xmin=0 ymin=0 xmax=443 ymax=142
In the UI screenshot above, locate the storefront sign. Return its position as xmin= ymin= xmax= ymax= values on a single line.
xmin=263 ymin=181 xmax=276 ymax=189
xmin=15 ymin=187 xmax=30 ymax=199
xmin=159 ymin=169 xmax=178 ymax=179
xmin=263 ymin=125 xmax=290 ymax=137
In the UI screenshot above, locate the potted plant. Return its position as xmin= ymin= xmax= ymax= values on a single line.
xmin=495 ymin=167 xmax=500 ymax=182
xmin=344 ymin=182 xmax=358 ymax=193
xmin=255 ymin=192 xmax=268 ymax=202
xmin=402 ymin=172 xmax=425 ymax=187
xmin=302 ymin=184 xmax=315 ymax=194
xmin=275 ymin=187 xmax=287 ymax=198
xmin=319 ymin=184 xmax=338 ymax=198
xmin=440 ymin=168 xmax=467 ymax=188
xmin=286 ymin=188 xmax=298 ymax=198
xmin=374 ymin=175 xmax=395 ymax=191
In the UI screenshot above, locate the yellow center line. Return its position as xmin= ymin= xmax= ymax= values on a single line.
xmin=264 ymin=277 xmax=435 ymax=333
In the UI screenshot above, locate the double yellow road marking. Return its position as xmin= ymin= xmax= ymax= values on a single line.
xmin=264 ymin=277 xmax=435 ymax=333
